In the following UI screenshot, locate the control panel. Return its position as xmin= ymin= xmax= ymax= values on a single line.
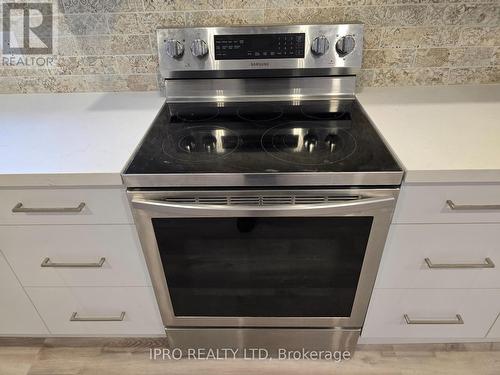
xmin=157 ymin=24 xmax=363 ymax=79
xmin=214 ymin=33 xmax=305 ymax=60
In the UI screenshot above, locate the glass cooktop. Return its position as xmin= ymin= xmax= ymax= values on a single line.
xmin=125 ymin=100 xmax=401 ymax=175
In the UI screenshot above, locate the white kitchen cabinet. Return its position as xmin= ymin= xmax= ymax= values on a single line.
xmin=364 ymin=180 xmax=500 ymax=343
xmin=0 ymin=225 xmax=151 ymax=287
xmin=26 ymin=286 xmax=164 ymax=336
xmin=487 ymin=315 xmax=500 ymax=338
xmin=0 ymin=185 xmax=163 ymax=337
xmin=362 ymin=289 xmax=500 ymax=339
xmin=393 ymin=184 xmax=500 ymax=224
xmin=0 ymin=253 xmax=48 ymax=335
xmin=0 ymin=188 xmax=133 ymax=225
xmin=375 ymin=223 xmax=500 ymax=289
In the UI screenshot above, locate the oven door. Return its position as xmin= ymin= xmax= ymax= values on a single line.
xmin=129 ymin=189 xmax=397 ymax=328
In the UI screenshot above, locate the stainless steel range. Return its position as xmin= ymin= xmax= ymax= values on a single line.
xmin=123 ymin=23 xmax=403 ymax=354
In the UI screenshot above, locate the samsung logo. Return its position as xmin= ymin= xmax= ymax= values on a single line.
xmin=250 ymin=62 xmax=270 ymax=67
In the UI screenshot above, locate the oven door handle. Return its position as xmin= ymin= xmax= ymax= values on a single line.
xmin=131 ymin=196 xmax=395 ymax=216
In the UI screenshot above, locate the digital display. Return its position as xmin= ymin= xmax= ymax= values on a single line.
xmin=214 ymin=33 xmax=305 ymax=60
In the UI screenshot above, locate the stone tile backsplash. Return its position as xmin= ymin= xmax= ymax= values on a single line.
xmin=0 ymin=0 xmax=498 ymax=94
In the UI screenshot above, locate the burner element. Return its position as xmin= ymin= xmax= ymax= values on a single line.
xmin=301 ymin=110 xmax=348 ymax=121
xmin=303 ymin=133 xmax=318 ymax=153
xmin=175 ymin=107 xmax=219 ymax=122
xmin=202 ymin=135 xmax=217 ymax=153
xmin=300 ymin=103 xmax=351 ymax=121
xmin=237 ymin=104 xmax=284 ymax=123
xmin=261 ymin=123 xmax=358 ymax=166
xmin=162 ymin=125 xmax=239 ymax=163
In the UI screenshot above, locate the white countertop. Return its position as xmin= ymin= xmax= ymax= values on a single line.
xmin=1 ymin=85 xmax=499 ymax=187
xmin=357 ymin=84 xmax=500 ymax=184
xmin=0 ymin=92 xmax=165 ymax=187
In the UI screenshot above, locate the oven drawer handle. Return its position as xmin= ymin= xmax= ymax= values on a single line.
xmin=70 ymin=311 xmax=126 ymax=322
xmin=12 ymin=202 xmax=86 ymax=213
xmin=446 ymin=200 xmax=500 ymax=211
xmin=131 ymin=196 xmax=394 ymax=213
xmin=404 ymin=314 xmax=464 ymax=325
xmin=425 ymin=257 xmax=494 ymax=269
xmin=41 ymin=257 xmax=106 ymax=268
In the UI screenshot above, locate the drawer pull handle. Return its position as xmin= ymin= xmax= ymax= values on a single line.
xmin=425 ymin=257 xmax=494 ymax=269
xmin=446 ymin=200 xmax=500 ymax=211
xmin=404 ymin=314 xmax=464 ymax=325
xmin=70 ymin=311 xmax=126 ymax=322
xmin=41 ymin=257 xmax=106 ymax=268
xmin=12 ymin=202 xmax=86 ymax=213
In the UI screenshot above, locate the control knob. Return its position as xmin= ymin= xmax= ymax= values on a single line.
xmin=191 ymin=39 xmax=209 ymax=58
xmin=335 ymin=35 xmax=356 ymax=57
xmin=311 ymin=35 xmax=330 ymax=56
xmin=165 ymin=39 xmax=184 ymax=59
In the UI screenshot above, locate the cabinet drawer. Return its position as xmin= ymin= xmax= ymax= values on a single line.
xmin=0 ymin=225 xmax=150 ymax=287
xmin=0 ymin=188 xmax=133 ymax=225
xmin=0 ymin=253 xmax=48 ymax=335
xmin=393 ymin=184 xmax=500 ymax=224
xmin=487 ymin=315 xmax=500 ymax=338
xmin=376 ymin=223 xmax=500 ymax=289
xmin=362 ymin=289 xmax=500 ymax=339
xmin=26 ymin=287 xmax=164 ymax=336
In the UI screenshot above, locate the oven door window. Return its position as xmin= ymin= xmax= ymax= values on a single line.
xmin=153 ymin=217 xmax=372 ymax=317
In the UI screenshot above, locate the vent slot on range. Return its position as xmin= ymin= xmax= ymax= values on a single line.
xmin=197 ymin=197 xmax=228 ymax=205
xmin=262 ymin=196 xmax=294 ymax=205
xmin=162 ymin=197 xmax=197 ymax=204
xmin=229 ymin=196 xmax=261 ymax=206
xmin=294 ymin=196 xmax=328 ymax=204
xmin=161 ymin=195 xmax=362 ymax=206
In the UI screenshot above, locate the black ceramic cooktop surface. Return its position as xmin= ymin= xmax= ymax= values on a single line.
xmin=125 ymin=100 xmax=401 ymax=175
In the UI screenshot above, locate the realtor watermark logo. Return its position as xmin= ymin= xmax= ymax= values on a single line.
xmin=2 ymin=1 xmax=55 ymax=67
xmin=149 ymin=347 xmax=352 ymax=362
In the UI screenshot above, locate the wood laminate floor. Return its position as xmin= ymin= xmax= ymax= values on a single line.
xmin=1 ymin=338 xmax=499 ymax=375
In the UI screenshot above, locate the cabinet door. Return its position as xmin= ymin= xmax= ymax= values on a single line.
xmin=375 ymin=223 xmax=500 ymax=289
xmin=393 ymin=184 xmax=500 ymax=224
xmin=487 ymin=315 xmax=500 ymax=338
xmin=0 ymin=225 xmax=151 ymax=287
xmin=0 ymin=253 xmax=48 ymax=335
xmin=362 ymin=289 xmax=500 ymax=339
xmin=0 ymin=188 xmax=133 ymax=225
xmin=26 ymin=286 xmax=164 ymax=336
